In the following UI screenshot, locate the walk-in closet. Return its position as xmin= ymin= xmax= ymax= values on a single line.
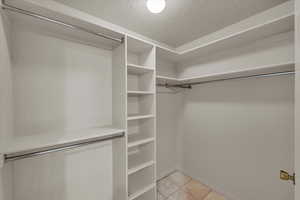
xmin=0 ymin=0 xmax=299 ymax=200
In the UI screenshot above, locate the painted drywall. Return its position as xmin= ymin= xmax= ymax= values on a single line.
xmin=179 ymin=75 xmax=294 ymax=200
xmin=177 ymin=31 xmax=294 ymax=79
xmin=156 ymin=57 xmax=182 ymax=179
xmin=157 ymin=58 xmax=178 ymax=78
xmin=156 ymin=91 xmax=183 ymax=179
xmin=10 ymin=17 xmax=113 ymax=137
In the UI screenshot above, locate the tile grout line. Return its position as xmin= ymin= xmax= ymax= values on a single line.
xmin=157 ymin=171 xmax=226 ymax=200
xmin=158 ymin=171 xmax=194 ymax=200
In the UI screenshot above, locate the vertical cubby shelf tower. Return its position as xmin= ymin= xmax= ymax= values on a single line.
xmin=126 ymin=36 xmax=157 ymax=200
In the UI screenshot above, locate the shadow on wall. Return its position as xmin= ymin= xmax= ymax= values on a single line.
xmin=180 ymin=75 xmax=295 ymax=200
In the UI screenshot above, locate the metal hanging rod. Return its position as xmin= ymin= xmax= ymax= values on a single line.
xmin=1 ymin=1 xmax=124 ymax=43
xmin=2 ymin=131 xmax=124 ymax=163
xmin=157 ymin=70 xmax=295 ymax=89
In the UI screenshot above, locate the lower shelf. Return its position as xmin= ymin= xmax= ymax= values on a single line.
xmin=128 ymin=165 xmax=155 ymax=198
xmin=127 ymin=114 xmax=155 ymax=121
xmin=1 ymin=127 xmax=125 ymax=157
xmin=128 ymin=142 xmax=154 ymax=171
xmin=128 ymin=160 xmax=155 ymax=175
xmin=128 ymin=183 xmax=156 ymax=200
xmin=128 ymin=134 xmax=155 ymax=148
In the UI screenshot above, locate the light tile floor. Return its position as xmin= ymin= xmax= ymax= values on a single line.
xmin=157 ymin=171 xmax=226 ymax=200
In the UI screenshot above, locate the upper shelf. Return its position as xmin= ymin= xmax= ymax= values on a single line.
xmin=156 ymin=75 xmax=181 ymax=85
xmin=156 ymin=62 xmax=295 ymax=86
xmin=179 ymin=16 xmax=294 ymax=61
xmin=2 ymin=0 xmax=124 ymax=49
xmin=157 ymin=1 xmax=294 ymax=63
xmin=1 ymin=127 xmax=125 ymax=156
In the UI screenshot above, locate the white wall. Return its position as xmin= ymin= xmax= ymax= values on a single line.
xmin=156 ymin=91 xmax=183 ymax=179
xmin=157 ymin=58 xmax=178 ymax=78
xmin=179 ymin=75 xmax=294 ymax=200
xmin=10 ymin=19 xmax=113 ymax=137
xmin=177 ymin=31 xmax=294 ymax=79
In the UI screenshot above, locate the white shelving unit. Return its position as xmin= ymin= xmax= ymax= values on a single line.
xmin=0 ymin=1 xmax=127 ymax=199
xmin=126 ymin=36 xmax=156 ymax=200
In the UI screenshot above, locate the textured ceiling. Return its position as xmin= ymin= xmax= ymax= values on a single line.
xmin=54 ymin=0 xmax=289 ymax=47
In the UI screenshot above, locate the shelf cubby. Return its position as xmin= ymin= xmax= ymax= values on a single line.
xmin=127 ymin=64 xmax=154 ymax=75
xmin=128 ymin=165 xmax=155 ymax=198
xmin=127 ymin=72 xmax=155 ymax=92
xmin=128 ymin=184 xmax=155 ymax=200
xmin=128 ymin=135 xmax=155 ymax=148
xmin=127 ymin=95 xmax=155 ymax=117
xmin=127 ymin=37 xmax=155 ymax=68
xmin=128 ymin=142 xmax=154 ymax=172
xmin=128 ymin=118 xmax=155 ymax=148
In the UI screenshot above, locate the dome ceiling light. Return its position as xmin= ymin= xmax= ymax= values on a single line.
xmin=147 ymin=0 xmax=166 ymax=14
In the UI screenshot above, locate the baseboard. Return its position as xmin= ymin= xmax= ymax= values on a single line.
xmin=156 ymin=168 xmax=177 ymax=181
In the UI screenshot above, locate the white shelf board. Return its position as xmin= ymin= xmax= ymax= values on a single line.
xmin=156 ymin=75 xmax=181 ymax=85
xmin=157 ymin=62 xmax=294 ymax=86
xmin=127 ymin=91 xmax=155 ymax=96
xmin=128 ymin=183 xmax=155 ymax=200
xmin=180 ymin=62 xmax=295 ymax=84
xmin=127 ymin=64 xmax=154 ymax=74
xmin=4 ymin=0 xmax=124 ymax=49
xmin=1 ymin=127 xmax=125 ymax=156
xmin=128 ymin=145 xmax=154 ymax=170
xmin=128 ymin=134 xmax=155 ymax=148
xmin=179 ymin=15 xmax=294 ymax=61
xmin=127 ymin=114 xmax=155 ymax=121
xmin=128 ymin=160 xmax=155 ymax=175
xmin=156 ymin=14 xmax=294 ymax=63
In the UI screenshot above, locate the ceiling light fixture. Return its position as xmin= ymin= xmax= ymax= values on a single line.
xmin=147 ymin=0 xmax=166 ymax=14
